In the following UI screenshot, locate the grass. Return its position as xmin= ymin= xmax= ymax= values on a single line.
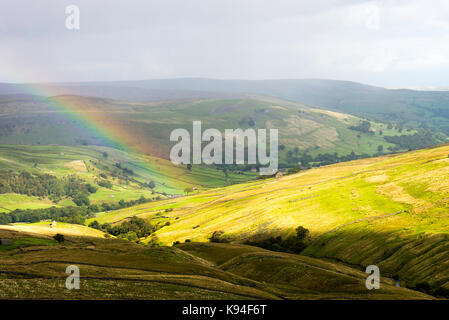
xmin=0 ymin=236 xmax=56 ymax=252
xmin=2 ymin=221 xmax=107 ymax=238
xmin=0 ymin=193 xmax=57 ymax=212
xmin=0 ymin=144 xmax=257 ymax=211
xmin=0 ymin=229 xmax=430 ymax=299
xmin=0 ymin=95 xmax=415 ymax=167
xmin=88 ymin=143 xmax=449 ymax=293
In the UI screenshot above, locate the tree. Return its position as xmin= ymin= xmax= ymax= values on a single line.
xmin=209 ymin=230 xmax=229 ymax=243
xmin=102 ymin=151 xmax=108 ymax=159
xmin=125 ymin=231 xmax=138 ymax=241
xmin=86 ymin=184 xmax=97 ymax=193
xmin=148 ymin=180 xmax=155 ymax=189
xmin=377 ymin=145 xmax=384 ymax=152
xmin=295 ymin=226 xmax=310 ymax=242
xmin=73 ymin=194 xmax=90 ymax=206
xmin=53 ymin=233 xmax=65 ymax=243
xmin=294 ymin=147 xmax=300 ymax=157
xmin=184 ymin=186 xmax=193 ymax=195
xmin=349 ymin=121 xmax=371 ymax=133
xmin=88 ymin=220 xmax=100 ymax=229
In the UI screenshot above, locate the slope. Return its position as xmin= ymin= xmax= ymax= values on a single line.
xmin=0 ymin=228 xmax=430 ymax=299
xmin=93 ymin=143 xmax=449 ymax=294
xmin=0 ymin=94 xmax=418 ymax=166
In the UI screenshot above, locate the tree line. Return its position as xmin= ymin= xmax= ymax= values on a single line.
xmin=0 ymin=170 xmax=97 ymax=204
xmin=0 ymin=195 xmax=159 ymax=225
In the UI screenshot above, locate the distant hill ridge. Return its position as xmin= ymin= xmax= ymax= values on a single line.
xmin=3 ymin=78 xmax=449 ymax=135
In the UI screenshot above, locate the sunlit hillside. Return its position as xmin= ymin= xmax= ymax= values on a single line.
xmin=91 ymin=143 xmax=449 ymax=294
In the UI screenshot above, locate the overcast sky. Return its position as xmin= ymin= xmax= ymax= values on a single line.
xmin=1 ymin=0 xmax=449 ymax=87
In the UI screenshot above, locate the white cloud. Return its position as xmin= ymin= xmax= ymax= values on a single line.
xmin=1 ymin=0 xmax=449 ymax=86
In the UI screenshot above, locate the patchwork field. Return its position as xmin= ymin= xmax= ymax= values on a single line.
xmin=0 ymin=95 xmax=420 ymax=166
xmin=0 ymin=144 xmax=257 ymax=208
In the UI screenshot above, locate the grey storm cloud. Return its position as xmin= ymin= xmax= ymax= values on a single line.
xmin=1 ymin=0 xmax=449 ymax=87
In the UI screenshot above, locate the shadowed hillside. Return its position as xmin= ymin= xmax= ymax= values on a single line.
xmin=0 ymin=229 xmax=430 ymax=299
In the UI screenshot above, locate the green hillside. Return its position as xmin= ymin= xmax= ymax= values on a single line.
xmin=0 ymin=144 xmax=257 ymax=212
xmin=0 ymin=94 xmax=432 ymax=169
xmin=5 ymin=79 xmax=449 ymax=136
xmin=89 ymin=143 xmax=449 ymax=296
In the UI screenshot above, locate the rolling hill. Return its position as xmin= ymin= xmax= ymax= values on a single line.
xmin=3 ymin=78 xmax=449 ymax=135
xmin=0 ymin=228 xmax=430 ymax=299
xmin=0 ymin=94 xmax=429 ymax=166
xmin=87 ymin=143 xmax=449 ymax=296
xmin=1 ymin=80 xmax=449 ymax=299
xmin=0 ymin=144 xmax=258 ymax=212
xmin=3 ymin=141 xmax=449 ymax=298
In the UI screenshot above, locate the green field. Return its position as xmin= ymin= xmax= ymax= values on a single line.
xmin=4 ymin=143 xmax=449 ymax=298
xmin=0 ymin=95 xmax=423 ymax=167
xmin=0 ymin=144 xmax=258 ymax=211
xmin=85 ymin=143 xmax=449 ymax=295
xmin=1 ymin=93 xmax=449 ymax=299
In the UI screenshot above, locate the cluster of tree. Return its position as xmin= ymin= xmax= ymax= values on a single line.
xmin=409 ymin=281 xmax=449 ymax=298
xmin=238 ymin=116 xmax=256 ymax=127
xmin=0 ymin=195 xmax=158 ymax=225
xmin=209 ymin=230 xmax=231 ymax=243
xmin=89 ymin=216 xmax=154 ymax=240
xmin=172 ymin=239 xmax=191 ymax=245
xmin=348 ymin=121 xmax=373 ymax=134
xmin=143 ymin=181 xmax=156 ymax=189
xmin=244 ymin=226 xmax=310 ymax=254
xmin=0 ymin=170 xmax=97 ymax=204
xmin=384 ymin=130 xmax=446 ymax=151
xmin=0 ymin=205 xmax=91 ymax=225
xmin=285 ymin=150 xmax=371 ymax=167
xmin=97 ymin=179 xmax=113 ymax=189
xmin=114 ymin=163 xmax=134 ymax=176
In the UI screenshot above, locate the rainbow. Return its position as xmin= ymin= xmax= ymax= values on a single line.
xmin=1 ymin=79 xmax=188 ymax=193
